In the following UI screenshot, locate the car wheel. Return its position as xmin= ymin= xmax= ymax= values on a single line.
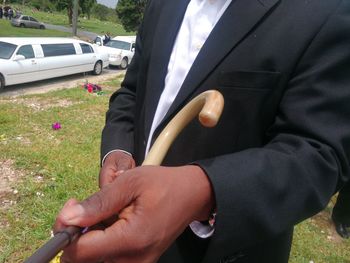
xmin=20 ymin=23 xmax=25 ymax=28
xmin=120 ymin=57 xmax=128 ymax=69
xmin=92 ymin=61 xmax=103 ymax=75
xmin=0 ymin=75 xmax=5 ymax=92
xmin=40 ymin=25 xmax=45 ymax=29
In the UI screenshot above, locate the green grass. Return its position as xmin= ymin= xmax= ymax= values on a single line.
xmin=290 ymin=206 xmax=350 ymax=263
xmin=0 ymin=76 xmax=349 ymax=262
xmin=0 ymin=19 xmax=71 ymax=37
xmin=9 ymin=4 xmax=132 ymax=37
xmin=0 ymin=77 xmax=123 ymax=262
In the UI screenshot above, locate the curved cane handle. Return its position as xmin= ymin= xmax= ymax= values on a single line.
xmin=143 ymin=90 xmax=224 ymax=165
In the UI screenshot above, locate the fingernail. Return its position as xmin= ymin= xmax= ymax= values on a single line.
xmin=62 ymin=204 xmax=85 ymax=223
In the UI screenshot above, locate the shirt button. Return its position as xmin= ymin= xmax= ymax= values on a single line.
xmin=195 ymin=42 xmax=203 ymax=50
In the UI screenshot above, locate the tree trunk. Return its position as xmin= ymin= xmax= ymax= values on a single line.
xmin=68 ymin=7 xmax=73 ymax=25
xmin=72 ymin=0 xmax=78 ymax=36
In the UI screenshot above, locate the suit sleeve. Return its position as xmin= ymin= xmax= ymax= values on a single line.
xmin=100 ymin=7 xmax=148 ymax=161
xmin=196 ymin=0 xmax=350 ymax=253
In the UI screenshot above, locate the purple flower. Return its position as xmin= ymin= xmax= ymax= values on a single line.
xmin=52 ymin=122 xmax=61 ymax=130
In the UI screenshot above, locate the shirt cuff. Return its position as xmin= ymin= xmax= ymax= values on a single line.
xmin=101 ymin=149 xmax=132 ymax=166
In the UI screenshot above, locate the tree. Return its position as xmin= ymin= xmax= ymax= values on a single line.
xmin=56 ymin=0 xmax=96 ymax=25
xmin=80 ymin=0 xmax=96 ymax=19
xmin=31 ymin=0 xmax=55 ymax=11
xmin=93 ymin=3 xmax=114 ymax=21
xmin=56 ymin=0 xmax=74 ymax=25
xmin=116 ymin=0 xmax=147 ymax=32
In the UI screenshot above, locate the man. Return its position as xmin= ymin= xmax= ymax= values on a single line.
xmin=103 ymin=32 xmax=111 ymax=45
xmin=55 ymin=0 xmax=350 ymax=262
xmin=332 ymin=183 xmax=350 ymax=238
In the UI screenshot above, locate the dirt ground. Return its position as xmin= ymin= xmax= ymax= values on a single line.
xmin=310 ymin=209 xmax=344 ymax=244
xmin=0 ymin=159 xmax=23 ymax=229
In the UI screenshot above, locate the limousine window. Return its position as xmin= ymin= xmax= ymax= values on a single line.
xmin=17 ymin=45 xmax=35 ymax=59
xmin=105 ymin=40 xmax=131 ymax=51
xmin=0 ymin=41 xmax=17 ymax=59
xmin=41 ymin=43 xmax=76 ymax=57
xmin=80 ymin=43 xmax=93 ymax=54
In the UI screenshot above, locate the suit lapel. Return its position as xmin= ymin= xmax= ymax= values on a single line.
xmin=152 ymin=0 xmax=280 ymax=141
xmin=144 ymin=0 xmax=190 ymax=139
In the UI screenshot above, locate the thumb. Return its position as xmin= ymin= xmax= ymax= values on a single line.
xmin=58 ymin=177 xmax=135 ymax=227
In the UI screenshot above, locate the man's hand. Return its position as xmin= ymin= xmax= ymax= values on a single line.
xmin=99 ymin=151 xmax=135 ymax=188
xmin=54 ymin=165 xmax=215 ymax=263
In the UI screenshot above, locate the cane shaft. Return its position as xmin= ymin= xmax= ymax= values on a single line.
xmin=24 ymin=226 xmax=80 ymax=263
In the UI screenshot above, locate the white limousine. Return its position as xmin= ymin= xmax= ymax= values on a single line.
xmin=0 ymin=37 xmax=109 ymax=90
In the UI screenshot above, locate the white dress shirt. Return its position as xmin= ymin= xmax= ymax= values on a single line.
xmin=146 ymin=0 xmax=233 ymax=238
xmin=146 ymin=0 xmax=232 ymax=153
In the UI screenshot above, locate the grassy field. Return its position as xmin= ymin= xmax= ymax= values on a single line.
xmin=8 ymin=4 xmax=131 ymax=37
xmin=0 ymin=77 xmax=349 ymax=262
xmin=0 ymin=19 xmax=71 ymax=37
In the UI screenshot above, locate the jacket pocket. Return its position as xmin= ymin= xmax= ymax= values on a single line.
xmin=218 ymin=70 xmax=281 ymax=90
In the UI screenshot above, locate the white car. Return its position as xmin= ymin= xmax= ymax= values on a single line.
xmin=95 ymin=36 xmax=136 ymax=69
xmin=0 ymin=37 xmax=109 ymax=91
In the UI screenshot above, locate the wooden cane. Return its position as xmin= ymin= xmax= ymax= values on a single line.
xmin=24 ymin=90 xmax=224 ymax=263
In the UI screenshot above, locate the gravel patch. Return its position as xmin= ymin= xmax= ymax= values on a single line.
xmin=0 ymin=159 xmax=25 ymax=229
xmin=0 ymin=160 xmax=24 ymax=209
xmin=7 ymin=98 xmax=80 ymax=111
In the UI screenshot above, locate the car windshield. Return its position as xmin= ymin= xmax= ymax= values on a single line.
xmin=105 ymin=40 xmax=131 ymax=50
xmin=0 ymin=41 xmax=17 ymax=59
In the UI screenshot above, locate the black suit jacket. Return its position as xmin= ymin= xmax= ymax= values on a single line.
xmin=101 ymin=0 xmax=350 ymax=262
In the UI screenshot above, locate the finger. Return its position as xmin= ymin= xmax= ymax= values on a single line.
xmin=99 ymin=153 xmax=135 ymax=188
xmin=102 ymin=214 xmax=119 ymax=228
xmin=99 ymin=166 xmax=118 ymax=188
xmin=60 ymin=219 xmax=131 ymax=263
xmin=57 ymin=175 xmax=136 ymax=227
xmin=115 ymin=154 xmax=136 ymax=172
xmin=103 ymin=151 xmax=135 ymax=172
xmin=61 ymin=215 xmax=158 ymax=263
xmin=53 ymin=198 xmax=80 ymax=233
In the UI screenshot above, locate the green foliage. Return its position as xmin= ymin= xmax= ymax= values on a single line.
xmin=80 ymin=0 xmax=96 ymax=19
xmin=8 ymin=1 xmax=120 ymax=25
xmin=116 ymin=0 xmax=147 ymax=32
xmin=1 ymin=4 xmax=130 ymax=37
xmin=92 ymin=3 xmax=118 ymax=22
xmin=55 ymin=0 xmax=97 ymax=24
xmin=30 ymin=0 xmax=55 ymax=11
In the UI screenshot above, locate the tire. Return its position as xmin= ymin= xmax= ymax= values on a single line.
xmin=92 ymin=61 xmax=103 ymax=75
xmin=20 ymin=23 xmax=25 ymax=28
xmin=120 ymin=57 xmax=128 ymax=70
xmin=39 ymin=25 xmax=45 ymax=30
xmin=0 ymin=75 xmax=5 ymax=92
